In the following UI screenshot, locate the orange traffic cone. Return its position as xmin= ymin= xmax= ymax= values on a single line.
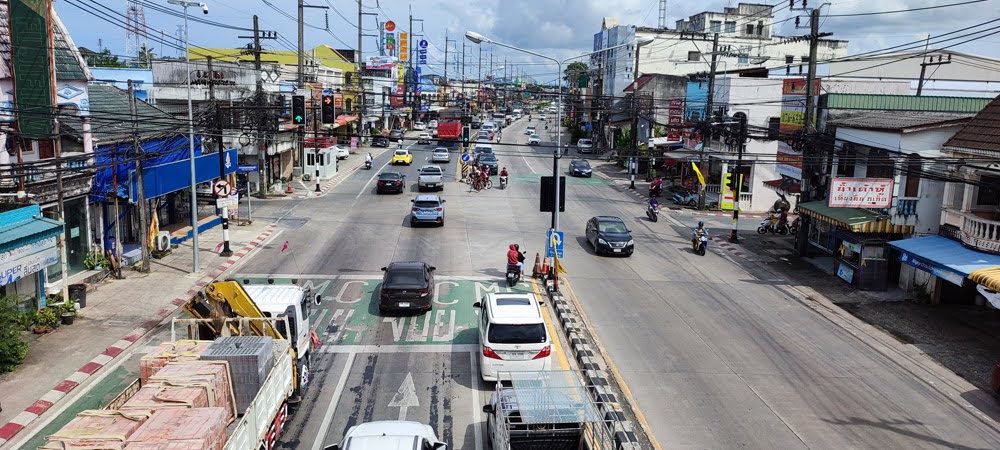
xmin=540 ymin=258 xmax=550 ymax=279
xmin=532 ymin=253 xmax=542 ymax=278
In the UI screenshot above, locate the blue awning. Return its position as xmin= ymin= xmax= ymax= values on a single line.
xmin=888 ymin=235 xmax=1000 ymax=286
xmin=0 ymin=205 xmax=64 ymax=254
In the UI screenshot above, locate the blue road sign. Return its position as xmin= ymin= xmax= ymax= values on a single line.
xmin=237 ymin=164 xmax=258 ymax=173
xmin=546 ymin=230 xmax=564 ymax=258
xmin=461 ymin=153 xmax=472 ymax=163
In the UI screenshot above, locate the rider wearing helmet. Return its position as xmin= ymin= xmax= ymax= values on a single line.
xmin=692 ymin=221 xmax=708 ymax=245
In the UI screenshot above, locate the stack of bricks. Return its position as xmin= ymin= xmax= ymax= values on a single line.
xmin=119 ymin=380 xmax=215 ymax=416
xmin=144 ymin=361 xmax=237 ymax=424
xmin=139 ymin=340 xmax=214 ymax=383
xmin=39 ymin=410 xmax=153 ymax=449
xmin=200 ymin=336 xmax=275 ymax=412
xmin=124 ymin=407 xmax=228 ymax=450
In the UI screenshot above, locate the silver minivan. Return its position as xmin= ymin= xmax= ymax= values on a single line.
xmin=474 ymin=293 xmax=552 ymax=382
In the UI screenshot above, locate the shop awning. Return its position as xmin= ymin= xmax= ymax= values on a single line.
xmin=661 ymin=150 xmax=701 ymax=162
xmin=889 ymin=235 xmax=1000 ymax=287
xmin=0 ymin=206 xmax=64 ymax=254
xmin=763 ymin=178 xmax=801 ymax=194
xmin=335 ymin=115 xmax=358 ymax=126
xmin=798 ymin=200 xmax=914 ymax=234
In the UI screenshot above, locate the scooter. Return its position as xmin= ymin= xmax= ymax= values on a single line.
xmin=757 ymin=214 xmax=789 ymax=235
xmin=692 ymin=234 xmax=708 ymax=255
xmin=788 ymin=217 xmax=800 ymax=235
xmin=364 ymin=160 xmax=372 ymax=170
xmin=672 ymin=190 xmax=697 ymax=207
xmin=505 ymin=263 xmax=521 ymax=287
xmin=646 ymin=202 xmax=659 ymax=222
xmin=649 ymin=184 xmax=662 ymax=198
xmin=499 ymin=176 xmax=508 ymax=190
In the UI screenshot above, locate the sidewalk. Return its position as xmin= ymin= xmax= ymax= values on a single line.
xmin=0 ymin=219 xmax=278 ymax=445
xmin=258 ymin=145 xmax=388 ymax=201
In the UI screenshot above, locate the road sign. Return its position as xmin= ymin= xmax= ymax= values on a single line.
xmin=237 ymin=164 xmax=258 ymax=173
xmin=546 ymin=230 xmax=564 ymax=258
xmin=212 ymin=179 xmax=232 ymax=198
xmin=216 ymin=194 xmax=238 ymax=209
xmin=385 ymin=20 xmax=395 ymax=31
xmin=461 ymin=153 xmax=472 ymax=163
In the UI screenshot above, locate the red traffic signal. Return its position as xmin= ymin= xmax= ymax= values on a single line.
xmin=321 ymin=95 xmax=335 ymax=124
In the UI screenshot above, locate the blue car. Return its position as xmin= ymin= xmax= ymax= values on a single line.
xmin=569 ymin=159 xmax=592 ymax=177
xmin=410 ymin=195 xmax=446 ymax=227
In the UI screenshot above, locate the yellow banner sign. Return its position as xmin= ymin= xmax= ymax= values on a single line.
xmin=400 ymin=32 xmax=409 ymax=61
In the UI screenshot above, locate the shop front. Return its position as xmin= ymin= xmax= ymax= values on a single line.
xmin=799 ymin=201 xmax=914 ymax=290
xmin=0 ymin=205 xmax=65 ymax=310
xmin=889 ymin=235 xmax=1000 ymax=304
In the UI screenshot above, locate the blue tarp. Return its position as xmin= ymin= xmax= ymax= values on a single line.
xmin=888 ymin=235 xmax=1000 ymax=286
xmin=131 ymin=148 xmax=237 ymax=201
xmin=90 ymin=135 xmax=199 ymax=203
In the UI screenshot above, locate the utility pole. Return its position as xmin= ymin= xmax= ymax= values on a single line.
xmin=797 ymin=7 xmax=822 ymax=256
xmin=917 ymin=54 xmax=951 ymax=96
xmin=207 ymin=56 xmax=233 ymax=257
xmin=296 ymin=0 xmax=305 ymax=175
xmin=252 ymin=16 xmax=266 ymax=199
xmin=52 ymin=109 xmax=70 ymax=301
xmin=127 ymin=81 xmax=150 ymax=273
xmin=444 ymin=33 xmax=450 ymax=105
xmin=729 ymin=113 xmax=747 ymax=243
xmin=313 ymin=97 xmax=321 ymax=192
xmin=699 ymin=32 xmax=719 ymax=210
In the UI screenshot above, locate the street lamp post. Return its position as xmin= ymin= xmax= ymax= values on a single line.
xmin=168 ymin=0 xmax=207 ymax=274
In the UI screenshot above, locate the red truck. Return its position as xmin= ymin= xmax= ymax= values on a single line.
xmin=437 ymin=120 xmax=462 ymax=140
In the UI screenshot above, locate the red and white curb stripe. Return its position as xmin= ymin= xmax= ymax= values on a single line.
xmin=261 ymin=149 xmax=385 ymax=201
xmin=0 ymin=225 xmax=278 ymax=445
xmin=594 ymin=169 xmax=772 ymax=219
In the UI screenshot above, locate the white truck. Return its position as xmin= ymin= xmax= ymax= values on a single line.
xmin=417 ymin=164 xmax=445 ymax=191
xmin=42 ymin=280 xmax=322 ymax=450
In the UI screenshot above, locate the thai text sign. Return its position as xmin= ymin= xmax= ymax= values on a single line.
xmin=779 ymin=78 xmax=819 ymax=134
xmin=0 ymin=244 xmax=59 ymax=287
xmin=829 ymin=178 xmax=893 ymax=208
xmin=10 ymin=0 xmax=54 ymax=139
xmin=775 ymin=141 xmax=802 ymax=180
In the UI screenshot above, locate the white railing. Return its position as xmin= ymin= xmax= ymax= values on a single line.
xmin=739 ymin=192 xmax=752 ymax=205
xmin=705 ymin=184 xmax=720 ymax=194
xmin=941 ymin=208 xmax=1000 ymax=254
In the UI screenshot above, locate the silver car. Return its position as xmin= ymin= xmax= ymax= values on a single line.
xmin=527 ymin=134 xmax=541 ymax=145
xmin=577 ymin=138 xmax=593 ymax=154
xmin=431 ymin=147 xmax=450 ymax=163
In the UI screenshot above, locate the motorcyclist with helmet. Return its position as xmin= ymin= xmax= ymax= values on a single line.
xmin=692 ymin=221 xmax=709 ymax=248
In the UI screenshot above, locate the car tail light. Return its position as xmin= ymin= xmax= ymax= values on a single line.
xmin=483 ymin=345 xmax=502 ymax=360
xmin=532 ymin=345 xmax=551 ymax=360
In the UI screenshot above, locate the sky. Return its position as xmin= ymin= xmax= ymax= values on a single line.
xmin=56 ymin=0 xmax=1000 ymax=86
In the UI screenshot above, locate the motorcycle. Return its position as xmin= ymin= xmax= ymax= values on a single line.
xmin=692 ymin=234 xmax=708 ymax=256
xmin=672 ymin=190 xmax=697 ymax=207
xmin=646 ymin=202 xmax=659 ymax=222
xmin=788 ymin=216 xmax=800 ymax=235
xmin=649 ymin=184 xmax=662 ymax=198
xmin=505 ymin=263 xmax=521 ymax=287
xmin=499 ymin=176 xmax=508 ymax=190
xmin=757 ymin=214 xmax=789 ymax=235
xmin=364 ymin=160 xmax=372 ymax=170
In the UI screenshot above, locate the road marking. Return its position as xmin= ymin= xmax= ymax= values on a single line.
xmin=319 ymin=344 xmax=479 ymax=353
xmin=471 ymin=351 xmax=484 ymax=450
xmin=533 ymin=278 xmax=569 ymax=371
xmin=561 ymin=277 xmax=663 ymax=450
xmin=311 ymin=351 xmax=356 ymax=450
xmin=388 ymin=372 xmax=419 ymax=421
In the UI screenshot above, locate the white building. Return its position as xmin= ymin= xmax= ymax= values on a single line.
xmin=593 ymin=4 xmax=849 ymax=98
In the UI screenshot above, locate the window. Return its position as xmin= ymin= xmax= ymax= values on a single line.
xmin=757 ymin=21 xmax=764 ymax=36
xmin=307 ymin=153 xmax=315 ymax=166
xmin=687 ymin=51 xmax=701 ymax=61
xmin=977 ymin=175 xmax=1000 ymax=207
xmin=710 ymin=21 xmax=721 ymax=32
xmin=738 ymin=54 xmax=749 ymax=64
xmin=725 ymin=21 xmax=736 ymax=33
xmin=866 ymin=148 xmax=894 ymax=180
xmin=487 ymin=323 xmax=547 ymax=344
xmin=904 ymin=154 xmax=921 ymax=197
xmin=786 ymin=55 xmax=794 ymax=64
xmin=801 ymin=56 xmax=811 ymax=63
xmin=746 ymin=24 xmax=755 ymax=35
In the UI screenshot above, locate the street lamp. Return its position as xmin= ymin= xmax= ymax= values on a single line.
xmin=168 ymin=0 xmax=207 ymax=274
xmin=466 ymin=31 xmax=649 ymax=289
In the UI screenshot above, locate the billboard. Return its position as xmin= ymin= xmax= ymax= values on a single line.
xmin=829 ymin=178 xmax=893 ymax=208
xmin=366 ymin=56 xmax=398 ymax=70
xmin=10 ymin=0 xmax=55 ymax=139
xmin=779 ymin=78 xmax=820 ymax=134
xmin=400 ymin=32 xmax=409 ymax=61
xmin=775 ymin=141 xmax=802 ymax=179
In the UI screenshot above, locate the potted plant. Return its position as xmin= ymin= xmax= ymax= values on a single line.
xmin=33 ymin=308 xmax=59 ymax=334
xmin=58 ymin=301 xmax=77 ymax=325
xmin=83 ymin=251 xmax=109 ymax=271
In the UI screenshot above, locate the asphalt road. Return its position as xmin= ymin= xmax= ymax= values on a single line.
xmin=239 ymin=118 xmax=1000 ymax=449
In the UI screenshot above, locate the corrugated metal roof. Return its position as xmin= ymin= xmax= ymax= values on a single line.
xmin=0 ymin=2 xmax=10 ymax=79
xmin=825 ymin=93 xmax=992 ymax=113
xmin=826 ymin=110 xmax=972 ymax=131
xmin=943 ymin=94 xmax=1000 ymax=154
xmin=0 ymin=205 xmax=64 ymax=254
xmin=61 ymin=84 xmax=184 ymax=144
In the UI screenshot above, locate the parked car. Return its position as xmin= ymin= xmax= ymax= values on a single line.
xmin=428 ymin=119 xmax=438 ymax=129
xmin=391 ymin=149 xmax=413 ymax=165
xmin=376 ymin=172 xmax=406 ymax=194
xmin=372 ymin=136 xmax=389 ymax=147
xmin=413 ymin=121 xmax=426 ymax=130
xmin=569 ymin=159 xmax=592 ymax=177
xmin=417 ymin=133 xmax=432 ymax=144
xmin=473 ymin=293 xmax=552 ymax=382
xmin=585 ymin=216 xmax=634 ymax=256
xmin=379 ymin=261 xmax=436 ymax=313
xmin=576 ymin=138 xmax=593 ymax=154
xmin=527 ymin=134 xmax=541 ymax=145
xmin=410 ymin=194 xmax=446 ymax=226
xmin=327 ymin=420 xmax=446 ymax=450
xmin=332 ymin=145 xmax=350 ymax=160
xmin=417 ymin=165 xmax=444 ymax=192
xmin=431 ymin=147 xmax=450 ymax=163
xmin=389 ymin=129 xmax=404 ymax=141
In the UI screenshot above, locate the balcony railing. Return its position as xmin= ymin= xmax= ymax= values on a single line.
xmin=941 ymin=208 xmax=1000 ymax=254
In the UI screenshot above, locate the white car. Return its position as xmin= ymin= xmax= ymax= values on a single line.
xmin=332 ymin=145 xmax=350 ymax=160
xmin=431 ymin=147 xmax=450 ymax=163
xmin=474 ymin=293 xmax=552 ymax=382
xmin=576 ymin=138 xmax=593 ymax=154
xmin=525 ymin=126 xmax=536 ymax=135
xmin=417 ymin=133 xmax=432 ymax=144
xmin=539 ymin=114 xmax=547 ymax=121
xmin=428 ymin=120 xmax=438 ymax=128
xmin=527 ymin=134 xmax=541 ymax=145
xmin=327 ymin=420 xmax=447 ymax=450
xmin=413 ymin=122 xmax=426 ymax=130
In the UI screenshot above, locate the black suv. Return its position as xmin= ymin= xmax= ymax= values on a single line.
xmin=379 ymin=262 xmax=436 ymax=313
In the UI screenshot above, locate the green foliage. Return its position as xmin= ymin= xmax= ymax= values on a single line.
xmin=81 ymin=48 xmax=126 ymax=68
xmin=84 ymin=251 xmax=109 ymax=270
xmin=615 ymin=129 xmax=632 ymax=150
xmin=0 ymin=296 xmax=29 ymax=373
xmin=136 ymin=44 xmax=156 ymax=68
xmin=563 ymin=62 xmax=588 ymax=85
xmin=35 ymin=308 xmax=60 ymax=329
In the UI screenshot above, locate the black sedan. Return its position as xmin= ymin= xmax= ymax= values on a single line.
xmin=376 ymin=172 xmax=406 ymax=194
xmin=388 ymin=129 xmax=404 ymax=141
xmin=478 ymin=154 xmax=499 ymax=174
xmin=372 ymin=136 xmax=389 ymax=147
xmin=585 ymin=216 xmax=634 ymax=256
xmin=569 ymin=159 xmax=592 ymax=177
xmin=379 ymin=261 xmax=436 ymax=313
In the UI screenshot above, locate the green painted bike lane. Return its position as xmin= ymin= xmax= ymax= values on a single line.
xmin=510 ymin=174 xmax=609 ymax=187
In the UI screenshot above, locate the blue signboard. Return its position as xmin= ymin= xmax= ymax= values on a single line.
xmin=546 ymin=230 xmax=564 ymax=258
xmin=237 ymin=164 xmax=259 ymax=173
xmin=131 ymin=149 xmax=239 ymax=201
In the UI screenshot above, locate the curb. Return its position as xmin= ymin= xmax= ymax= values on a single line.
xmin=593 ymin=169 xmax=773 ymax=219
xmin=0 ymin=224 xmax=278 ymax=445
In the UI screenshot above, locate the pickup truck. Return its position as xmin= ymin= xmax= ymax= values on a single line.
xmin=417 ymin=165 xmax=445 ymax=191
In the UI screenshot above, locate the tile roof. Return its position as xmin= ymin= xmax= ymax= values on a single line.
xmin=0 ymin=2 xmax=91 ymax=81
xmin=943 ymin=94 xmax=1000 ymax=154
xmin=62 ymin=83 xmax=184 ymax=145
xmin=826 ymin=110 xmax=973 ymax=132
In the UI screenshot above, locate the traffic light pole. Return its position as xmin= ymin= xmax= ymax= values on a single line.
xmin=314 ymin=98 xmax=321 ymax=193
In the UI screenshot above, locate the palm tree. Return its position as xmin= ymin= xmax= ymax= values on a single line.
xmin=137 ymin=43 xmax=155 ymax=68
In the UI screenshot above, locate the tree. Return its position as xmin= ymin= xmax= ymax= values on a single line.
xmin=0 ymin=295 xmax=28 ymax=373
xmin=137 ymin=43 xmax=155 ymax=68
xmin=563 ymin=62 xmax=589 ymax=86
xmin=80 ymin=47 xmax=126 ymax=68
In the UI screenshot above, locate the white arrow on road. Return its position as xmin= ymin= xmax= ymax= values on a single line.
xmin=388 ymin=372 xmax=419 ymax=421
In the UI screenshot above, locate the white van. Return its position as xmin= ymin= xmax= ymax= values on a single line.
xmin=474 ymin=293 xmax=552 ymax=382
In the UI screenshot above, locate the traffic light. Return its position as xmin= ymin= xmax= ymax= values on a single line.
xmin=321 ymin=95 xmax=335 ymax=124
xmin=291 ymin=95 xmax=305 ymax=125
xmin=462 ymin=126 xmax=470 ymax=143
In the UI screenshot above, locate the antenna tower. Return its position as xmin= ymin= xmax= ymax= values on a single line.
xmin=658 ymin=0 xmax=667 ymax=28
xmin=125 ymin=0 xmax=149 ymax=65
